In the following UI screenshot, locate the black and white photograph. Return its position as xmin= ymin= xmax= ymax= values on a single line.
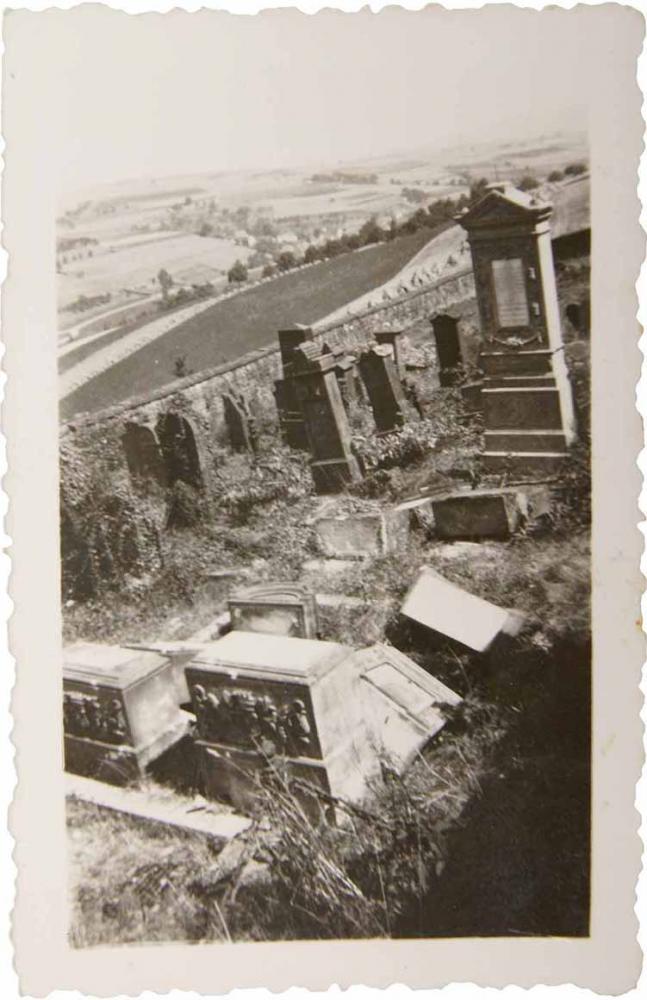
xmin=4 ymin=2 xmax=644 ymax=993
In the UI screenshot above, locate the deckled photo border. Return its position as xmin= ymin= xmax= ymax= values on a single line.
xmin=3 ymin=2 xmax=645 ymax=994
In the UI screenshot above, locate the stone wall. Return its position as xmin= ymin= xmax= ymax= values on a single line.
xmin=61 ymin=267 xmax=475 ymax=454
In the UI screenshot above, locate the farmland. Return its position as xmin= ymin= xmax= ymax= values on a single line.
xmin=58 ymin=232 xmax=249 ymax=311
xmin=61 ymin=226 xmax=433 ymax=420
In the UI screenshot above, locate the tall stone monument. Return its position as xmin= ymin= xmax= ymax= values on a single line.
xmin=458 ymin=182 xmax=576 ymax=475
xmin=291 ymin=343 xmax=362 ymax=493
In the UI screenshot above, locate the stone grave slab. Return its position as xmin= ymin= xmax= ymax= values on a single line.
xmin=63 ymin=643 xmax=189 ymax=786
xmin=401 ymin=567 xmax=521 ymax=652
xmin=66 ymin=773 xmax=251 ymax=842
xmin=184 ymin=631 xmax=460 ymax=818
xmin=430 ymin=488 xmax=528 ymax=540
xmin=314 ymin=507 xmax=410 ymax=559
xmin=228 ymin=582 xmax=318 ymax=639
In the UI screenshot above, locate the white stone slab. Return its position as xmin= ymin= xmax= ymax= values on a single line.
xmin=66 ymin=773 xmax=251 ymax=840
xmin=401 ymin=567 xmax=513 ymax=652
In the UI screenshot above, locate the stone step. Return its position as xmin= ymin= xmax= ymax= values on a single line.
xmin=484 ymin=429 xmax=568 ymax=453
xmin=481 ymin=349 xmax=553 ymax=377
xmin=484 ymin=374 xmax=556 ymax=389
xmin=483 ymin=385 xmax=563 ymax=431
xmin=482 ymin=451 xmax=567 ymax=476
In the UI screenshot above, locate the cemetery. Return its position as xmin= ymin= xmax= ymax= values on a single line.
xmin=60 ymin=183 xmax=591 ymax=945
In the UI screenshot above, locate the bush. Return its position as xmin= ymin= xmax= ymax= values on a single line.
xmin=228 ymin=259 xmax=248 ymax=284
xmin=564 ymin=162 xmax=587 ymax=177
xmin=548 ymin=170 xmax=564 ymax=183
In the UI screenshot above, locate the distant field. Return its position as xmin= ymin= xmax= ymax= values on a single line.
xmin=58 ymin=232 xmax=249 ymax=309
xmin=61 ymin=227 xmax=433 ymax=420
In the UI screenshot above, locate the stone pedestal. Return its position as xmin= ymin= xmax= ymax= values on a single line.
xmin=228 ymin=582 xmax=319 ymax=638
xmin=185 ymin=631 xmax=461 ymax=818
xmin=458 ymin=183 xmax=576 ymax=477
xmin=63 ymin=643 xmax=188 ymax=786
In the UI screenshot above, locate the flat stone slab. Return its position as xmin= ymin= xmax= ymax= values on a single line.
xmin=401 ymin=566 xmax=522 ymax=652
xmin=314 ymin=507 xmax=409 ymax=558
xmin=66 ymin=773 xmax=252 ymax=841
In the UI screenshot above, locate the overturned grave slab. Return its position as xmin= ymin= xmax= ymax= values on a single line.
xmin=185 ymin=631 xmax=460 ymax=818
xmin=401 ymin=567 xmax=523 ymax=652
xmin=228 ymin=582 xmax=318 ymax=639
xmin=63 ymin=643 xmax=189 ymax=786
xmin=430 ymin=488 xmax=529 ymax=541
xmin=66 ymin=774 xmax=251 ymax=842
xmin=314 ymin=507 xmax=410 ymax=559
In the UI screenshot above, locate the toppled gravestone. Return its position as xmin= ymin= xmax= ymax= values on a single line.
xmin=429 ymin=488 xmax=529 ymax=541
xmin=401 ymin=566 xmax=524 ymax=653
xmin=314 ymin=506 xmax=410 ymax=559
xmin=184 ymin=631 xmax=461 ymax=820
xmin=228 ymin=582 xmax=319 ymax=639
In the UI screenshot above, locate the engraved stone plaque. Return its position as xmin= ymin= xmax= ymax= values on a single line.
xmin=492 ymin=257 xmax=529 ymax=328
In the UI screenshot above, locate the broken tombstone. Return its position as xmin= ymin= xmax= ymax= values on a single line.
xmin=228 ymin=581 xmax=319 ymax=639
xmin=314 ymin=506 xmax=410 ymax=559
xmin=400 ymin=566 xmax=523 ymax=654
xmin=429 ymin=488 xmax=529 ymax=541
xmin=184 ymin=631 xmax=460 ymax=820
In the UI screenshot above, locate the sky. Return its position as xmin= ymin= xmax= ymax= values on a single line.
xmin=28 ymin=5 xmax=596 ymax=197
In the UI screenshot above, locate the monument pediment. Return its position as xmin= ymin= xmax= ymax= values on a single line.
xmin=458 ymin=187 xmax=552 ymax=230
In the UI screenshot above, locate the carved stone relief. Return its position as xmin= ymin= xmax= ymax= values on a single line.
xmin=63 ymin=690 xmax=129 ymax=744
xmin=191 ymin=681 xmax=317 ymax=759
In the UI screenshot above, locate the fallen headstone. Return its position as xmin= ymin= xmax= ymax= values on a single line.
xmin=65 ymin=773 xmax=250 ymax=841
xmin=429 ymin=488 xmax=529 ymax=541
xmin=228 ymin=582 xmax=318 ymax=639
xmin=314 ymin=507 xmax=410 ymax=559
xmin=185 ymin=631 xmax=460 ymax=818
xmin=401 ymin=567 xmax=523 ymax=652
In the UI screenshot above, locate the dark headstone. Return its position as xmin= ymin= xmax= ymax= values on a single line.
xmin=222 ymin=392 xmax=257 ymax=453
xmin=291 ymin=345 xmax=362 ymax=493
xmin=358 ymin=344 xmax=415 ymax=433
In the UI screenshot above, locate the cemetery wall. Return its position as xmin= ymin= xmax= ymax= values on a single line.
xmin=60 ymin=266 xmax=475 ymax=452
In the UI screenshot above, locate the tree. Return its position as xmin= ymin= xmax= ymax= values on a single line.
xmin=157 ymin=268 xmax=173 ymax=303
xmin=518 ymin=175 xmax=540 ymax=191
xmin=548 ymin=170 xmax=564 ymax=183
xmin=199 ymin=222 xmax=213 ymax=237
xmin=277 ymin=251 xmax=297 ymax=272
xmin=262 ymin=263 xmax=276 ymax=278
xmin=304 ymin=245 xmax=320 ymax=264
xmin=228 ymin=259 xmax=248 ymax=283
xmin=358 ymin=216 xmax=384 ymax=246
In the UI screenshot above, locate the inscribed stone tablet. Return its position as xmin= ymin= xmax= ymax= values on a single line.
xmin=492 ymin=257 xmax=529 ymax=328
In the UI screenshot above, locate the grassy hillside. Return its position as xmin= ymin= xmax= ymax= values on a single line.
xmin=61 ymin=228 xmax=434 ymax=420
